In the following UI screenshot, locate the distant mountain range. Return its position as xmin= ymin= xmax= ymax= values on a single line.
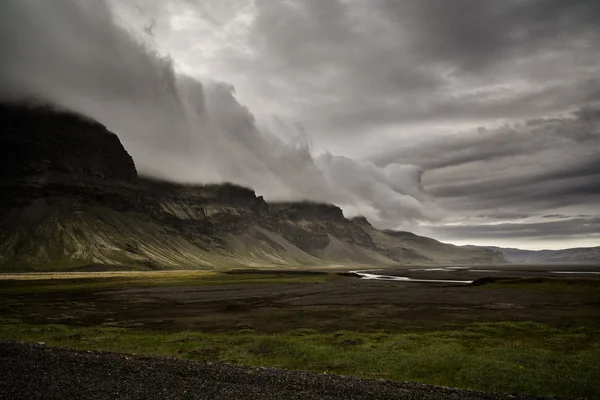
xmin=0 ymin=103 xmax=507 ymax=272
xmin=476 ymin=246 xmax=600 ymax=264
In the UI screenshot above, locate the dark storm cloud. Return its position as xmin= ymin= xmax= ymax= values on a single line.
xmin=113 ymin=0 xmax=600 ymax=247
xmin=427 ymin=217 xmax=600 ymax=240
xmin=427 ymin=159 xmax=600 ymax=200
xmin=375 ymin=106 xmax=600 ymax=242
xmin=233 ymin=0 xmax=600 ymax=136
xmin=543 ymin=214 xmax=591 ymax=220
xmin=380 ymin=0 xmax=600 ymax=71
xmin=439 ymin=174 xmax=600 ymax=213
xmin=378 ymin=107 xmax=600 ymax=171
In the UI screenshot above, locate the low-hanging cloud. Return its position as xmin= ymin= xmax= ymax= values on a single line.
xmin=375 ymin=106 xmax=600 ymax=243
xmin=315 ymin=154 xmax=442 ymax=228
xmin=0 ymin=0 xmax=438 ymax=229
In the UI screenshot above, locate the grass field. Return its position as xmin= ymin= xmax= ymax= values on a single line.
xmin=1 ymin=271 xmax=599 ymax=398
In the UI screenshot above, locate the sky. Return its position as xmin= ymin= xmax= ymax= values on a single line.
xmin=1 ymin=0 xmax=599 ymax=250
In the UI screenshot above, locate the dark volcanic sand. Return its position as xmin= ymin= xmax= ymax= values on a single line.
xmin=0 ymin=341 xmax=559 ymax=400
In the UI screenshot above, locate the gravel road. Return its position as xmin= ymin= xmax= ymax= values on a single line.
xmin=0 ymin=342 xmax=560 ymax=400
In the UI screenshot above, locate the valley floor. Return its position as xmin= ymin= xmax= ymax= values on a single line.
xmin=1 ymin=269 xmax=599 ymax=398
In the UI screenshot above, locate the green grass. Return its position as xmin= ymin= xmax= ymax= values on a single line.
xmin=0 ymin=272 xmax=330 ymax=295
xmin=2 ymin=274 xmax=599 ymax=397
xmin=1 ymin=320 xmax=598 ymax=398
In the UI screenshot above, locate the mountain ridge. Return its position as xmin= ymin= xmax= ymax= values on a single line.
xmin=473 ymin=245 xmax=600 ymax=264
xmin=0 ymin=103 xmax=507 ymax=271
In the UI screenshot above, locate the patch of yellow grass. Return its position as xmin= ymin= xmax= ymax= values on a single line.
xmin=0 ymin=270 xmax=218 ymax=281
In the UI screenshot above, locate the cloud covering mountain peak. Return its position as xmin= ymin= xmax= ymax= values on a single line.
xmin=0 ymin=0 xmax=439 ymax=230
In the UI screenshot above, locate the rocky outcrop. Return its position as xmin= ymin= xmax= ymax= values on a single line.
xmin=266 ymin=203 xmax=378 ymax=255
xmin=0 ymin=104 xmax=508 ymax=271
xmin=273 ymin=202 xmax=345 ymax=220
xmin=0 ymin=103 xmax=137 ymax=182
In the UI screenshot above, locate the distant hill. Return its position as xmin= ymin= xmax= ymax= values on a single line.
xmin=478 ymin=246 xmax=600 ymax=264
xmin=0 ymin=103 xmax=507 ymax=271
xmin=352 ymin=218 xmax=506 ymax=265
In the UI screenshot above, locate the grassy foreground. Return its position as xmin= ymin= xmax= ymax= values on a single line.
xmin=1 ymin=319 xmax=598 ymax=398
xmin=1 ymin=272 xmax=599 ymax=398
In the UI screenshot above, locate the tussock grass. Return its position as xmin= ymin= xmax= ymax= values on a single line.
xmin=1 ymin=320 xmax=598 ymax=398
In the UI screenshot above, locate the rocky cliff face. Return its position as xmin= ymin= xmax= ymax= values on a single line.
xmin=0 ymin=104 xmax=507 ymax=271
xmin=0 ymin=103 xmax=137 ymax=182
xmin=267 ymin=203 xmax=378 ymax=255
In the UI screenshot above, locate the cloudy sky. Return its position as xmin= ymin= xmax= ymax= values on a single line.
xmin=2 ymin=0 xmax=599 ymax=250
xmin=107 ymin=0 xmax=600 ymax=250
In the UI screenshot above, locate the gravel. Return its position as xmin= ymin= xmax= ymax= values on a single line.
xmin=0 ymin=341 xmax=561 ymax=400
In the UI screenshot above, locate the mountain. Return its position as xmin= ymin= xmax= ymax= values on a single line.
xmin=481 ymin=246 xmax=600 ymax=264
xmin=352 ymin=218 xmax=507 ymax=265
xmin=0 ymin=103 xmax=507 ymax=271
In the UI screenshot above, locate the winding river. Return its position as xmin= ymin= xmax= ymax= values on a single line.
xmin=350 ymin=269 xmax=473 ymax=284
